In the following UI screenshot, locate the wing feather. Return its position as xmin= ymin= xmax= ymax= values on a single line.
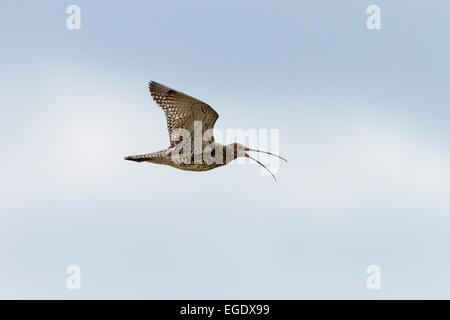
xmin=149 ymin=81 xmax=219 ymax=148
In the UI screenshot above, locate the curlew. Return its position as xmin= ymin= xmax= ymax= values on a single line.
xmin=124 ymin=81 xmax=287 ymax=180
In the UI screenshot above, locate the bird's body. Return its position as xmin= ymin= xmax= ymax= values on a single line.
xmin=125 ymin=81 xmax=287 ymax=180
xmin=125 ymin=144 xmax=228 ymax=171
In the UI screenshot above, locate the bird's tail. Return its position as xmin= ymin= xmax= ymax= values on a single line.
xmin=124 ymin=150 xmax=167 ymax=163
xmin=124 ymin=154 xmax=153 ymax=162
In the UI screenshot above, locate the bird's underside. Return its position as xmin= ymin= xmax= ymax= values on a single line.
xmin=124 ymin=148 xmax=227 ymax=172
xmin=125 ymin=81 xmax=287 ymax=180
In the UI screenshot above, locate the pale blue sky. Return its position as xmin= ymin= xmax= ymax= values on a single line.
xmin=0 ymin=0 xmax=450 ymax=298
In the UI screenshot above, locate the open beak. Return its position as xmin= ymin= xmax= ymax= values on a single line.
xmin=245 ymin=148 xmax=288 ymax=163
xmin=245 ymin=153 xmax=277 ymax=181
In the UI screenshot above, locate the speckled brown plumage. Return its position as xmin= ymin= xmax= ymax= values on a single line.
xmin=149 ymin=81 xmax=218 ymax=148
xmin=124 ymin=81 xmax=287 ymax=180
xmin=125 ymin=81 xmax=225 ymax=171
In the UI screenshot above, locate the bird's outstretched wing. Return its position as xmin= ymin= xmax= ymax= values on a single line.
xmin=149 ymin=81 xmax=219 ymax=148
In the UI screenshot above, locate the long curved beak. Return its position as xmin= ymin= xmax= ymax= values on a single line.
xmin=245 ymin=153 xmax=277 ymax=181
xmin=245 ymin=148 xmax=288 ymax=162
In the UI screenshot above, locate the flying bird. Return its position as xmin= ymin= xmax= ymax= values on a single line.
xmin=125 ymin=81 xmax=287 ymax=180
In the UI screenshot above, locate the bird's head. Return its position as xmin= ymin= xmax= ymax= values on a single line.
xmin=229 ymin=142 xmax=247 ymax=158
xmin=225 ymin=142 xmax=288 ymax=181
